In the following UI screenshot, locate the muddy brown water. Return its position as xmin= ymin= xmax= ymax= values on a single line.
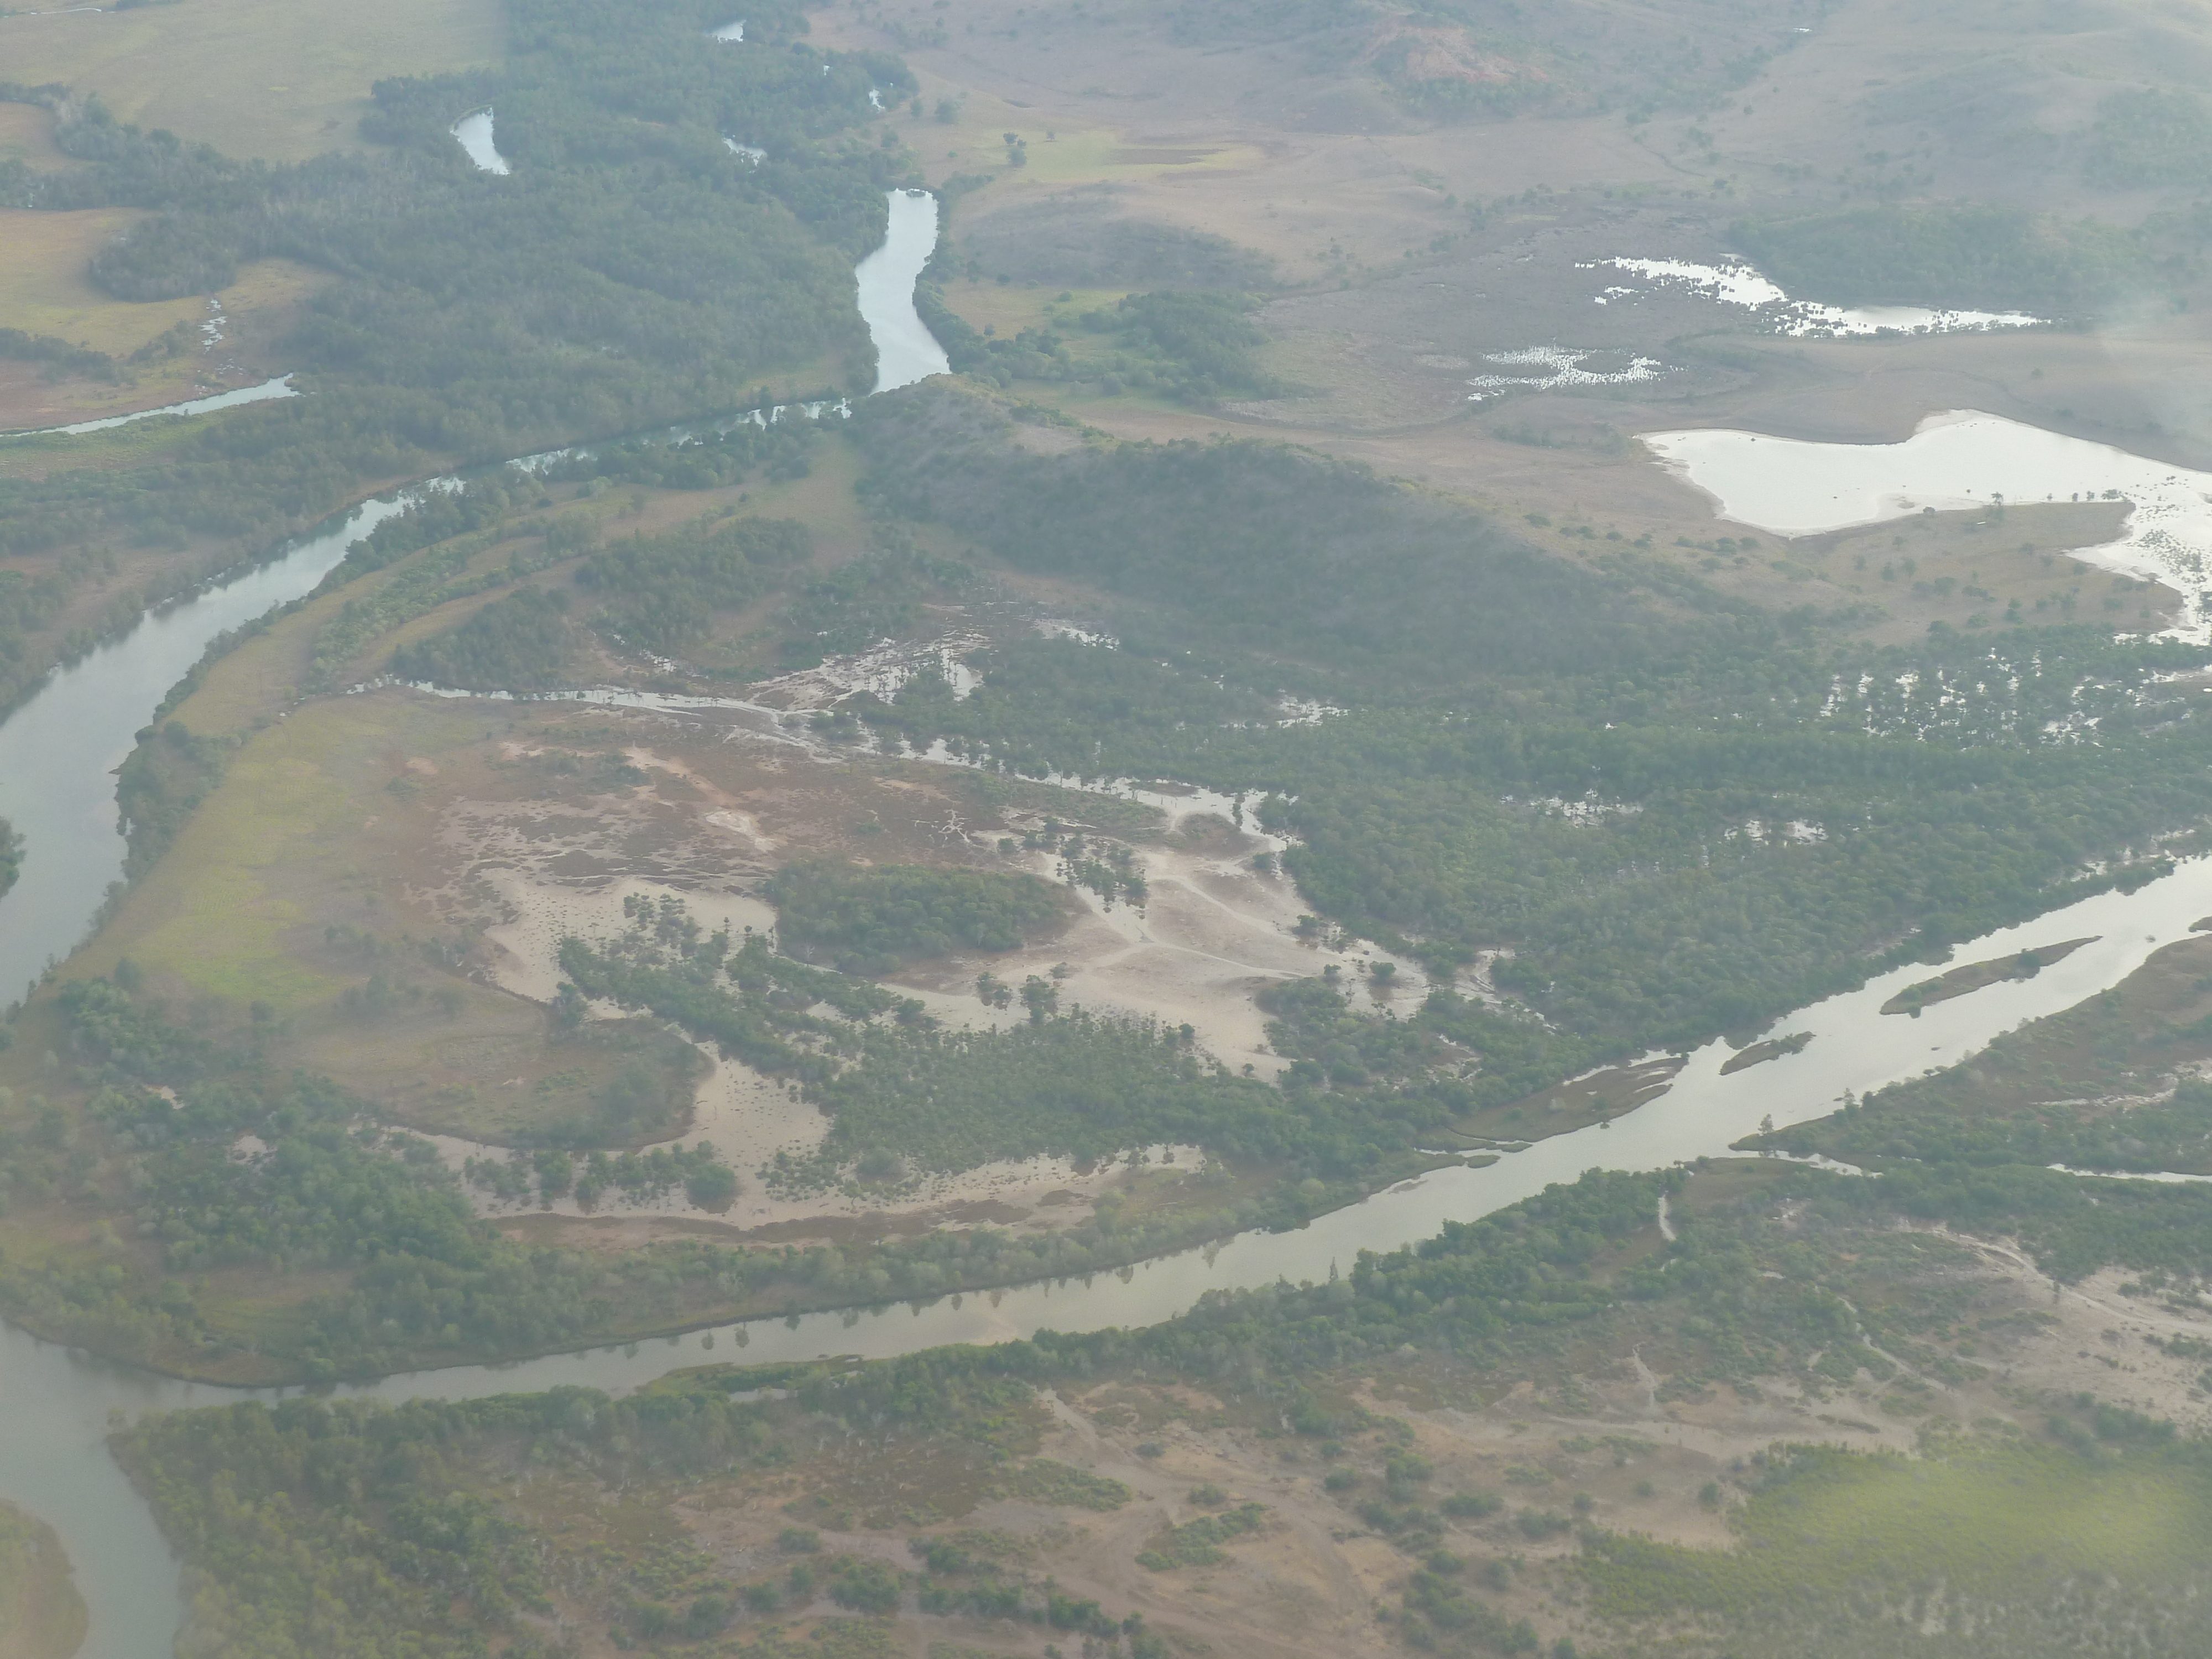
xmin=12 ymin=808 xmax=2212 ymax=1659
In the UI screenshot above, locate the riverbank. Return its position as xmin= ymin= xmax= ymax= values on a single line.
xmin=97 ymin=1153 xmax=2212 ymax=1659
xmin=0 ymin=1501 xmax=85 ymax=1659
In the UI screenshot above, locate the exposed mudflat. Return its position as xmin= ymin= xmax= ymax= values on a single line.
xmin=396 ymin=687 xmax=1423 ymax=1239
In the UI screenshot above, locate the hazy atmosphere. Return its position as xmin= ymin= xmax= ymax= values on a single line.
xmin=7 ymin=2 xmax=2212 ymax=1656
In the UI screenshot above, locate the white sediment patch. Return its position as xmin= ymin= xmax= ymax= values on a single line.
xmin=1036 ymin=620 xmax=1118 ymax=648
xmin=400 ymin=684 xmax=1439 ymax=1227
xmin=888 ymin=807 xmax=1430 ymax=1077
xmin=1587 ymin=257 xmax=2042 ymax=338
xmin=429 ymin=1114 xmax=1207 ymax=1234
xmin=749 ymin=632 xmax=990 ymax=709
xmin=454 ymin=867 xmax=1251 ymax=1232
xmin=1466 ymin=345 xmax=1665 ymax=402
xmin=1642 ymin=409 xmax=2212 ymax=642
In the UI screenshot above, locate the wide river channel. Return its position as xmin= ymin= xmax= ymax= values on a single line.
xmin=6 ymin=208 xmax=2212 ymax=1656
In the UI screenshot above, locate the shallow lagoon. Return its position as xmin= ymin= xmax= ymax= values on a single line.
xmin=451 ymin=107 xmax=510 ymax=175
xmin=1645 ymin=410 xmax=2212 ymax=640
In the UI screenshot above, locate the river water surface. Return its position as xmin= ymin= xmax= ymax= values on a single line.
xmin=3 ymin=211 xmax=2201 ymax=1658
xmin=1 ymin=377 xmax=298 ymax=440
xmin=0 ymin=498 xmax=413 ymax=1006
xmin=451 ymin=109 xmax=511 ymax=175
xmin=856 ymin=190 xmax=951 ymax=393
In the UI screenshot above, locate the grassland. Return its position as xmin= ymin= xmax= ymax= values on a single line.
xmin=67 ymin=682 xmax=700 ymax=1139
xmin=0 ymin=0 xmax=503 ymax=161
xmin=0 ymin=105 xmax=73 ymax=170
xmin=0 ymin=0 xmax=484 ymax=428
xmin=1583 ymin=1438 xmax=2212 ymax=1647
xmin=930 ymin=278 xmax=1133 ymax=343
xmin=0 ymin=207 xmax=323 ymax=429
xmin=106 ymin=1155 xmax=2212 ymax=1659
xmin=0 ymin=1501 xmax=85 ymax=1659
xmin=0 ymin=209 xmax=186 ymax=355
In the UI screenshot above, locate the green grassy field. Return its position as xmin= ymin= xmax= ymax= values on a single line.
xmin=1584 ymin=1437 xmax=2212 ymax=1639
xmin=0 ymin=0 xmax=503 ymax=162
xmin=0 ymin=205 xmax=323 ymax=427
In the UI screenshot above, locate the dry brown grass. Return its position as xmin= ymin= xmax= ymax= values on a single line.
xmin=0 ymin=208 xmax=190 ymax=354
xmin=0 ymin=105 xmax=72 ymax=169
xmin=0 ymin=1501 xmax=87 ymax=1659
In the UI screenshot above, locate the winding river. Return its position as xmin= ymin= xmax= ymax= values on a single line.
xmin=856 ymin=190 xmax=951 ymax=392
xmin=0 ymin=498 xmax=414 ymax=1004
xmin=3 ymin=207 xmax=2209 ymax=1656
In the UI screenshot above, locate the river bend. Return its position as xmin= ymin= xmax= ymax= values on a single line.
xmin=2 ymin=207 xmax=2205 ymax=1657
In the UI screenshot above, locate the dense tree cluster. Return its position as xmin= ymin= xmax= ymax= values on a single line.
xmin=2082 ymin=87 xmax=2212 ymax=190
xmin=388 ymin=587 xmax=577 ymax=690
xmin=917 ymin=279 xmax=1282 ymax=403
xmin=0 ymin=325 xmax=141 ymax=387
xmin=0 ymin=0 xmax=914 ymax=590
xmin=854 ymin=386 xmax=1660 ymax=681
xmin=1733 ymin=204 xmax=2151 ymax=314
xmin=558 ymin=898 xmax=1454 ymax=1186
xmin=103 ymin=1145 xmax=2212 ymax=1657
xmin=775 ymin=540 xmax=977 ymax=665
xmin=545 ymin=413 xmax=826 ymax=492
xmin=843 ymin=395 xmax=2212 ymax=1059
xmin=577 ymin=513 xmax=811 ymax=650
xmin=765 ymin=858 xmax=1067 ymax=972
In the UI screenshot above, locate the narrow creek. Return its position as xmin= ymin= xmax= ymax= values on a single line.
xmin=2 ymin=220 xmax=2206 ymax=1656
xmin=0 ymin=376 xmax=298 ymax=440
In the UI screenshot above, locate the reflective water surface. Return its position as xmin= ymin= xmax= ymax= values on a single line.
xmin=1 ymin=376 xmax=297 ymax=440
xmin=451 ymin=108 xmax=511 ymax=175
xmin=857 ymin=190 xmax=951 ymax=393
xmin=0 ymin=498 xmax=413 ymax=1008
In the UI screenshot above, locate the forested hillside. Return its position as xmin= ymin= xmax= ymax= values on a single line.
xmin=852 ymin=386 xmax=2212 ymax=1057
